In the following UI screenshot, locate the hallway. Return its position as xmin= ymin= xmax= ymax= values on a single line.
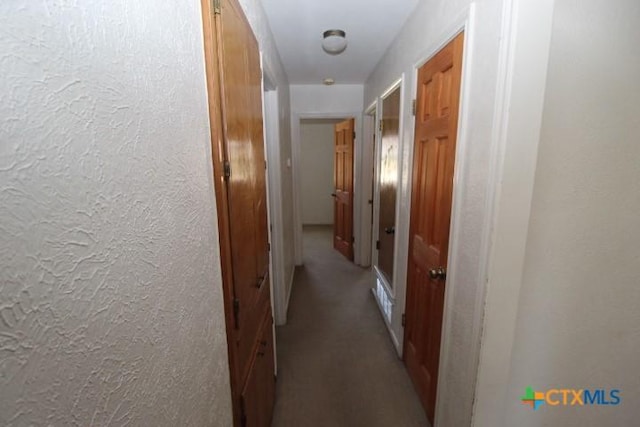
xmin=272 ymin=226 xmax=428 ymax=426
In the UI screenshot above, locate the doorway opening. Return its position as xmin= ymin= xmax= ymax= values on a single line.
xmin=292 ymin=112 xmax=372 ymax=267
xmin=298 ymin=117 xmax=357 ymax=262
xmin=299 ymin=118 xmax=343 ymax=230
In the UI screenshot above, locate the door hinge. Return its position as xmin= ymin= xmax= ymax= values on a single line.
xmin=379 ymin=119 xmax=384 ymax=132
xmin=232 ymin=298 xmax=240 ymax=328
xmin=353 ymin=131 xmax=356 ymax=140
xmin=223 ymin=160 xmax=231 ymax=181
xmin=376 ymin=240 xmax=380 ymax=250
xmin=412 ymin=99 xmax=416 ymax=116
xmin=212 ymin=0 xmax=221 ymax=15
xmin=265 ymin=160 xmax=267 ymax=170
xmin=267 ymin=242 xmax=271 ymax=252
xmin=402 ymin=313 xmax=406 ymax=327
xmin=351 ymin=236 xmax=355 ymax=244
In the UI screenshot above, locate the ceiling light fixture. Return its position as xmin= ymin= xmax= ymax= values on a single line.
xmin=323 ymin=78 xmax=335 ymax=86
xmin=322 ymin=29 xmax=347 ymax=55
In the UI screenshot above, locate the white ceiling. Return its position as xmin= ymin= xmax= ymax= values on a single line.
xmin=261 ymin=0 xmax=419 ymax=85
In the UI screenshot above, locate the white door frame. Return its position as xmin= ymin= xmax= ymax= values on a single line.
xmin=471 ymin=0 xmax=556 ymax=424
xmin=261 ymin=57 xmax=287 ymax=328
xmin=361 ymin=101 xmax=377 ymax=268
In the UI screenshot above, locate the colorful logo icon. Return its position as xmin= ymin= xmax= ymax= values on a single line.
xmin=521 ymin=386 xmax=545 ymax=410
xmin=520 ymin=386 xmax=621 ymax=410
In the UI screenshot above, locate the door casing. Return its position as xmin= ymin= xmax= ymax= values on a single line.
xmin=261 ymin=64 xmax=288 ymax=327
xmin=360 ymin=101 xmax=377 ymax=268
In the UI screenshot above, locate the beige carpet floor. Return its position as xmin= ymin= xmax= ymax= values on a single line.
xmin=271 ymin=225 xmax=429 ymax=427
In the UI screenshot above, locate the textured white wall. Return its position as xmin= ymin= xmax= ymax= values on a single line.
xmin=364 ymin=0 xmax=506 ymax=425
xmin=300 ymin=122 xmax=336 ymax=225
xmin=503 ymin=0 xmax=640 ymax=425
xmin=0 ymin=1 xmax=232 ymax=425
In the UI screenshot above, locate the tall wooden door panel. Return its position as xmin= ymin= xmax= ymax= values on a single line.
xmin=404 ymin=32 xmax=464 ymax=424
xmin=202 ymin=0 xmax=275 ymax=425
xmin=333 ymin=118 xmax=355 ymax=261
xmin=241 ymin=310 xmax=275 ymax=427
xmin=377 ymin=87 xmax=401 ymax=284
xmin=217 ymin=0 xmax=271 ymax=383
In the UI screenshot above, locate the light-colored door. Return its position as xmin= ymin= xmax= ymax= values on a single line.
xmin=403 ymin=32 xmax=464 ymax=424
xmin=333 ymin=118 xmax=355 ymax=261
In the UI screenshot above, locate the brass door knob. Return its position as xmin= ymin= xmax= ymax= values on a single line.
xmin=428 ymin=267 xmax=447 ymax=281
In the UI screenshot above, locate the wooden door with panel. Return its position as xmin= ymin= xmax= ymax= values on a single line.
xmin=377 ymin=87 xmax=401 ymax=285
xmin=333 ymin=118 xmax=355 ymax=261
xmin=241 ymin=310 xmax=275 ymax=427
xmin=218 ymin=3 xmax=271 ymax=386
xmin=201 ymin=0 xmax=275 ymax=425
xmin=404 ymin=32 xmax=464 ymax=424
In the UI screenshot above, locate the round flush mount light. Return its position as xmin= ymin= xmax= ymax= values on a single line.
xmin=322 ymin=29 xmax=347 ymax=55
xmin=323 ymin=78 xmax=335 ymax=86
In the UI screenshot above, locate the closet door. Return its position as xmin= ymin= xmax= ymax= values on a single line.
xmin=201 ymin=0 xmax=275 ymax=425
xmin=241 ymin=311 xmax=276 ymax=427
xmin=216 ymin=0 xmax=271 ymax=388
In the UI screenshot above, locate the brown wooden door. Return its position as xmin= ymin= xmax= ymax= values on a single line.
xmin=377 ymin=87 xmax=401 ymax=284
xmin=217 ymin=0 xmax=271 ymax=387
xmin=404 ymin=32 xmax=464 ymax=424
xmin=201 ymin=0 xmax=275 ymax=425
xmin=333 ymin=118 xmax=355 ymax=261
xmin=241 ymin=311 xmax=275 ymax=427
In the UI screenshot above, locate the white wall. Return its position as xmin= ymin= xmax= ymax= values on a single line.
xmin=0 ymin=1 xmax=231 ymax=426
xmin=472 ymin=0 xmax=558 ymax=422
xmin=291 ymin=84 xmax=365 ymax=113
xmin=290 ymin=84 xmax=364 ymax=264
xmin=300 ymin=121 xmax=336 ymax=225
xmin=238 ymin=0 xmax=295 ymax=321
xmin=503 ymin=0 xmax=640 ymax=425
xmin=364 ymin=1 xmax=509 ymax=425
